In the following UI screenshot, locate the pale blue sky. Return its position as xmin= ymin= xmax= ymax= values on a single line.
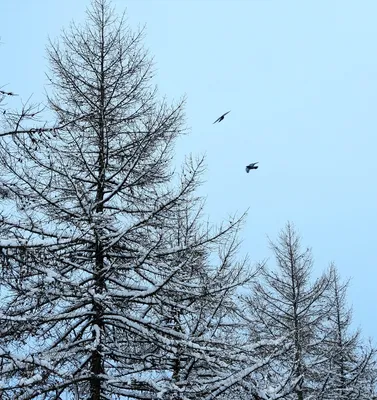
xmin=1 ymin=0 xmax=376 ymax=340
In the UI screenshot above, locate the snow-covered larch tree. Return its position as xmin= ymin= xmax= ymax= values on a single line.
xmin=242 ymin=222 xmax=333 ymax=400
xmin=316 ymin=265 xmax=377 ymax=400
xmin=0 ymin=1 xmax=278 ymax=399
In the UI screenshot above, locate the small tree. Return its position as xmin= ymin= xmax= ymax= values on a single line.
xmin=317 ymin=265 xmax=377 ymax=400
xmin=243 ymin=222 xmax=332 ymax=400
xmin=0 ymin=41 xmax=89 ymax=139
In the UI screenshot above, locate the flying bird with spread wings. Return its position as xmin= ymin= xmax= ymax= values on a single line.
xmin=213 ymin=111 xmax=231 ymax=124
xmin=245 ymin=162 xmax=259 ymax=173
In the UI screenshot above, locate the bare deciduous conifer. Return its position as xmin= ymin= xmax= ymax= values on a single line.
xmin=0 ymin=1 xmax=281 ymax=399
xmin=243 ymin=222 xmax=332 ymax=400
xmin=317 ymin=265 xmax=377 ymax=400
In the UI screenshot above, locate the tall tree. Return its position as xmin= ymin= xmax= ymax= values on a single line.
xmin=243 ymin=222 xmax=332 ymax=400
xmin=0 ymin=1 xmax=278 ymax=399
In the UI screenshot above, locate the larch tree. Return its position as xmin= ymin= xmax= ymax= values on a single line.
xmin=317 ymin=265 xmax=377 ymax=400
xmin=0 ymin=1 xmax=280 ymax=399
xmin=142 ymin=203 xmax=280 ymax=400
xmin=242 ymin=222 xmax=333 ymax=400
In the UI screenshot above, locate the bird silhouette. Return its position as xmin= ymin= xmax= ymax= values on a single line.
xmin=245 ymin=162 xmax=259 ymax=173
xmin=213 ymin=111 xmax=231 ymax=124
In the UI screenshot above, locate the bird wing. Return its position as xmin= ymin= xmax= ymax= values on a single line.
xmin=245 ymin=166 xmax=250 ymax=173
xmin=213 ymin=111 xmax=230 ymax=123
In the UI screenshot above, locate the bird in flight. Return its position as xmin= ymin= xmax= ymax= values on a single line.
xmin=245 ymin=162 xmax=259 ymax=173
xmin=213 ymin=111 xmax=231 ymax=124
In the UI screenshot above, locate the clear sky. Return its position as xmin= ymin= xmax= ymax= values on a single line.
xmin=1 ymin=0 xmax=376 ymax=340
